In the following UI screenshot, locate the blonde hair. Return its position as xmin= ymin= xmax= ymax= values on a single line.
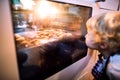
xmin=86 ymin=11 xmax=120 ymax=50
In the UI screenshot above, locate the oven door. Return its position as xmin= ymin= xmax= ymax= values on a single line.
xmin=10 ymin=0 xmax=92 ymax=79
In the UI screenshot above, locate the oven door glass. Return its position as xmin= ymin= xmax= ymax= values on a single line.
xmin=10 ymin=0 xmax=92 ymax=79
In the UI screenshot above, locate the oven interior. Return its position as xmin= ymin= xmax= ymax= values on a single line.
xmin=11 ymin=0 xmax=92 ymax=79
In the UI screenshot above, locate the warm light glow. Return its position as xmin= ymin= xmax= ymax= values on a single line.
xmin=36 ymin=0 xmax=59 ymax=19
xmin=40 ymin=39 xmax=49 ymax=44
xmin=20 ymin=0 xmax=35 ymax=10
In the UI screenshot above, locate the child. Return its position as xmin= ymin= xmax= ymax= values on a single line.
xmin=85 ymin=11 xmax=120 ymax=80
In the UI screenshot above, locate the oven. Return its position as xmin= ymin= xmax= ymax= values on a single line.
xmin=10 ymin=0 xmax=92 ymax=79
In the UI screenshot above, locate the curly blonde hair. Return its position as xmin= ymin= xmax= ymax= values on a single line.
xmin=86 ymin=11 xmax=120 ymax=51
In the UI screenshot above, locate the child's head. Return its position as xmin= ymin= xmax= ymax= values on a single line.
xmin=85 ymin=11 xmax=120 ymax=53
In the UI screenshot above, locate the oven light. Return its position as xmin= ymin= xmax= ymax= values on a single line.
xmin=36 ymin=0 xmax=59 ymax=19
xmin=20 ymin=0 xmax=35 ymax=10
